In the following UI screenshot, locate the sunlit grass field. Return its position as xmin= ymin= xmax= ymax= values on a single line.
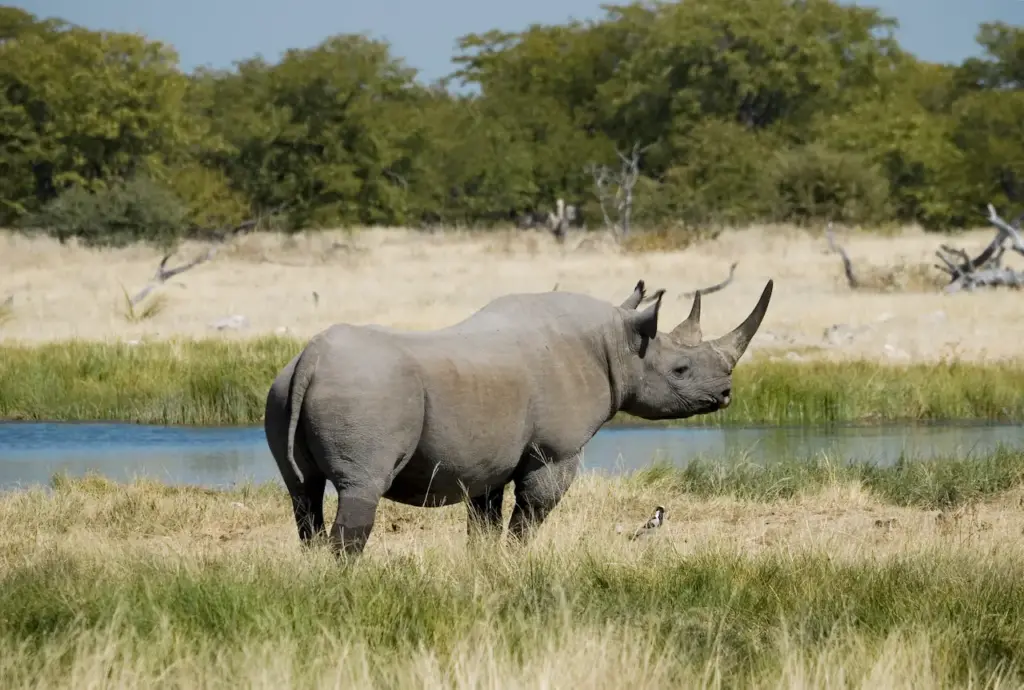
xmin=3 ymin=450 xmax=1024 ymax=688
xmin=2 ymin=223 xmax=1019 ymax=362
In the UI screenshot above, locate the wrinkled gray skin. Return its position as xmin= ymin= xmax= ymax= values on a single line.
xmin=264 ymin=278 xmax=774 ymax=557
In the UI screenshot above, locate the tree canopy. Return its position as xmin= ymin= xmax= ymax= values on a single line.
xmin=0 ymin=1 xmax=1021 ymax=245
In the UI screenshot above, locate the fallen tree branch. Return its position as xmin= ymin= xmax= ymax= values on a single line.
xmin=934 ymin=203 xmax=1024 ymax=293
xmin=129 ymin=247 xmax=217 ymax=307
xmin=636 ymin=262 xmax=739 ymax=306
xmin=128 ymin=217 xmax=259 ymax=307
xmin=680 ymin=262 xmax=739 ymax=299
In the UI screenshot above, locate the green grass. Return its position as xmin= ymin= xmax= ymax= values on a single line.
xmin=6 ymin=452 xmax=1024 ymax=687
xmin=629 ymin=444 xmax=1024 ymax=509
xmin=2 ymin=548 xmax=1023 ymax=687
xmin=1 ymin=336 xmax=1023 ymax=426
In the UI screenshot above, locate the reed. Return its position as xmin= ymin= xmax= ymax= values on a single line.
xmin=1 ymin=337 xmax=1023 ymax=426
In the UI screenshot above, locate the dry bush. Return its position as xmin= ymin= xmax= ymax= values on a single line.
xmin=838 ymin=260 xmax=950 ymax=293
xmin=620 ymin=224 xmax=723 ymax=253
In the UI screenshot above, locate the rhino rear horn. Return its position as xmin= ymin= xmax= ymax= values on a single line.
xmin=620 ymin=280 xmax=646 ymax=310
xmin=712 ymin=280 xmax=774 ymax=367
xmin=669 ymin=291 xmax=702 ymax=346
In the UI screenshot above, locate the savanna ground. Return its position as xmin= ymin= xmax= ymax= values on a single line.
xmin=2 ymin=222 xmax=1021 ymax=363
xmin=6 ymin=222 xmax=1024 ymax=687
xmin=4 ymin=451 xmax=1024 ymax=688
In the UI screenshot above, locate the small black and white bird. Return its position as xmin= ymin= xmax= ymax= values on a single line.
xmin=630 ymin=505 xmax=666 ymax=540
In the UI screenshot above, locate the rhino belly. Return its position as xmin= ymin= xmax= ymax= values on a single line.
xmin=383 ymin=446 xmax=521 ymax=507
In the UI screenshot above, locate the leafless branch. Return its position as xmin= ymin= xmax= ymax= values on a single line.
xmin=680 ymin=262 xmax=739 ymax=299
xmin=128 ymin=247 xmax=217 ymax=307
xmin=128 ymin=217 xmax=259 ymax=307
xmin=586 ymin=141 xmax=647 ymax=241
xmin=586 ymin=163 xmax=616 ymax=233
xmin=934 ymin=203 xmax=1024 ymax=293
xmin=826 ymin=222 xmax=859 ymax=289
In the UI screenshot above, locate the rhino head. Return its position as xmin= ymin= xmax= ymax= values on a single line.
xmin=617 ymin=279 xmax=773 ymax=420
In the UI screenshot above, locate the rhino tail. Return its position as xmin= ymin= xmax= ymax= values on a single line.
xmin=285 ymin=339 xmax=322 ymax=486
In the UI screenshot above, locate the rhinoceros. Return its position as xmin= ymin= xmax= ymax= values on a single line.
xmin=263 ymin=278 xmax=773 ymax=556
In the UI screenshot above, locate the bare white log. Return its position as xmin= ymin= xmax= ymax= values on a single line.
xmin=934 ymin=203 xmax=1024 ymax=293
xmin=518 ymin=199 xmax=580 ymax=242
xmin=827 ymin=207 xmax=1024 ymax=294
xmin=547 ymin=198 xmax=569 ymax=243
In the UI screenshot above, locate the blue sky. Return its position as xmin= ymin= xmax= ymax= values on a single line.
xmin=15 ymin=0 xmax=1024 ymax=82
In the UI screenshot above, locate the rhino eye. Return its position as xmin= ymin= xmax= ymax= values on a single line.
xmin=672 ymin=364 xmax=689 ymax=377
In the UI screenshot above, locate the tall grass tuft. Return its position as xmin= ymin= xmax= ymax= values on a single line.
xmin=5 ymin=464 xmax=1024 ymax=687
xmin=0 ymin=337 xmax=298 ymax=426
xmin=2 ymin=338 xmax=1024 ymax=426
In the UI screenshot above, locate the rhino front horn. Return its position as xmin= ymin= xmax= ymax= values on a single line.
xmin=712 ymin=279 xmax=774 ymax=367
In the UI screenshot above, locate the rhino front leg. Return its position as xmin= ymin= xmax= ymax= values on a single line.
xmin=507 ymin=451 xmax=580 ymax=545
xmin=466 ymin=485 xmax=505 ymax=541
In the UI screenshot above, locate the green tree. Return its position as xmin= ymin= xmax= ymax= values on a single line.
xmin=197 ymin=35 xmax=431 ymax=229
xmin=0 ymin=13 xmax=202 ymax=224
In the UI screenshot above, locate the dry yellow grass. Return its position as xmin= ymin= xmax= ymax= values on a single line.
xmin=10 ymin=472 xmax=1006 ymax=568
xmin=1 ymin=223 xmax=1021 ymax=363
xmin=2 ymin=471 xmax=1023 ymax=688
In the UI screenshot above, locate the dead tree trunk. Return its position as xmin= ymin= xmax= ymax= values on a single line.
xmin=934 ymin=204 xmax=1024 ymax=292
xmin=547 ymin=198 xmax=569 ymax=244
xmin=826 ymin=222 xmax=859 ymax=289
xmin=586 ymin=141 xmax=645 ymax=241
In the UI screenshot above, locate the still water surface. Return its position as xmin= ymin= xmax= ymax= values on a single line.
xmin=2 ymin=421 xmax=1023 ymax=491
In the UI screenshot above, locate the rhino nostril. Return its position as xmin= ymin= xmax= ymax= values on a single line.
xmin=720 ymin=388 xmax=731 ymax=402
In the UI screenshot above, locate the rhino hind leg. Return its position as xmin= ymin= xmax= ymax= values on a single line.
xmin=329 ymin=486 xmax=382 ymax=557
xmin=316 ymin=443 xmax=413 ymax=558
xmin=466 ymin=485 xmax=506 ymax=541
xmin=507 ymin=450 xmax=580 ymax=545
xmin=291 ymin=472 xmax=327 ymax=545
xmin=264 ymin=388 xmax=328 ymax=545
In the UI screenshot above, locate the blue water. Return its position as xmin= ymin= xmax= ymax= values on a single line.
xmin=1 ymin=421 xmax=1023 ymax=491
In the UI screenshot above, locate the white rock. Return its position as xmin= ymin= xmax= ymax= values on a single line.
xmin=883 ymin=344 xmax=909 ymax=360
xmin=210 ymin=315 xmax=249 ymax=331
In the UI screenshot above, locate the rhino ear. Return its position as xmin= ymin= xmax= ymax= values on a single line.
xmin=626 ymin=289 xmax=664 ymax=340
xmin=620 ymin=280 xmax=646 ymax=310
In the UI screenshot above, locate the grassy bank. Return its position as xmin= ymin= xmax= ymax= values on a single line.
xmin=1 ymin=337 xmax=1023 ymax=426
xmin=5 ymin=451 xmax=1024 ymax=687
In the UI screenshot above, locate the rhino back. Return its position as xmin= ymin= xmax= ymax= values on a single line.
xmin=399 ymin=292 xmax=621 ymax=463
